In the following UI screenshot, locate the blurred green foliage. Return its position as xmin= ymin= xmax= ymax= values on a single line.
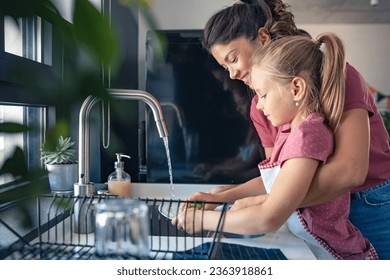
xmin=0 ymin=0 xmax=161 ymax=222
xmin=381 ymin=111 xmax=390 ymax=140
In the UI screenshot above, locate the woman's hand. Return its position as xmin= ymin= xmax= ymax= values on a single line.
xmin=207 ymin=185 xmax=237 ymax=194
xmin=185 ymin=191 xmax=223 ymax=210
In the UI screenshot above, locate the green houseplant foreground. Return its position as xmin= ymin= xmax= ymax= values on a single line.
xmin=0 ymin=0 xmax=161 ymax=224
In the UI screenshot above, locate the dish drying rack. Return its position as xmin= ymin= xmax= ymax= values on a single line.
xmin=0 ymin=194 xmax=228 ymax=260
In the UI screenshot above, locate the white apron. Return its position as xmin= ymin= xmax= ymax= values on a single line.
xmin=260 ymin=163 xmax=336 ymax=260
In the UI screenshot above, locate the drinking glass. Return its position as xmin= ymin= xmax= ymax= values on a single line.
xmin=94 ymin=198 xmax=150 ymax=258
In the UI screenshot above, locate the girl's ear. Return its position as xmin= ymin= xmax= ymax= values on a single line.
xmin=257 ymin=27 xmax=272 ymax=46
xmin=291 ymin=76 xmax=306 ymax=102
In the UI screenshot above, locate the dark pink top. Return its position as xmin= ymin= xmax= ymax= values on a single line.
xmin=251 ymin=63 xmax=390 ymax=192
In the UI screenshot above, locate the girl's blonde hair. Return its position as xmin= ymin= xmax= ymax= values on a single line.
xmin=251 ymin=32 xmax=346 ymax=131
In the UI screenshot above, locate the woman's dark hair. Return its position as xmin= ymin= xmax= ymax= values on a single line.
xmin=202 ymin=0 xmax=298 ymax=52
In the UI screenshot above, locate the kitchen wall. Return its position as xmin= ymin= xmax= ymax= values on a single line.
xmin=299 ymin=24 xmax=390 ymax=95
xmin=138 ymin=0 xmax=390 ymax=94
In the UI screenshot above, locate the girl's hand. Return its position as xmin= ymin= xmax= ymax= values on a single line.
xmin=171 ymin=208 xmax=203 ymax=235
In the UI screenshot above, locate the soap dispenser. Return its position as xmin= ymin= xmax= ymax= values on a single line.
xmin=108 ymin=153 xmax=131 ymax=197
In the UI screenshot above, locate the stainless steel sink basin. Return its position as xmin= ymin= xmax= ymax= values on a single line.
xmin=131 ymin=183 xmax=220 ymax=199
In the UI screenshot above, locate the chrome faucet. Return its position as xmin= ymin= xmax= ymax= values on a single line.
xmin=74 ymin=89 xmax=169 ymax=191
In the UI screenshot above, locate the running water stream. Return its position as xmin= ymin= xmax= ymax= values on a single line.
xmin=162 ymin=137 xmax=175 ymax=198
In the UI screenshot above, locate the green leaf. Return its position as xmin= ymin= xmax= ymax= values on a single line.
xmin=0 ymin=0 xmax=48 ymax=19
xmin=73 ymin=0 xmax=120 ymax=68
xmin=381 ymin=111 xmax=390 ymax=138
xmin=0 ymin=147 xmax=28 ymax=178
xmin=0 ymin=122 xmax=30 ymax=133
xmin=41 ymin=135 xmax=76 ymax=164
xmin=17 ymin=204 xmax=34 ymax=228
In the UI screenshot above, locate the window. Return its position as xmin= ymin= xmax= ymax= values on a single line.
xmin=0 ymin=105 xmax=23 ymax=184
xmin=0 ymin=14 xmax=53 ymax=188
xmin=4 ymin=16 xmax=51 ymax=65
xmin=4 ymin=17 xmax=22 ymax=57
xmin=0 ymin=105 xmax=46 ymax=185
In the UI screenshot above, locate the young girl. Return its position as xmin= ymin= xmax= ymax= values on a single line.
xmin=193 ymin=0 xmax=390 ymax=259
xmin=173 ymin=33 xmax=378 ymax=260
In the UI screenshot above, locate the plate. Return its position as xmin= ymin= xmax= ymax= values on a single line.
xmin=158 ymin=202 xmax=181 ymax=220
xmin=222 ymin=232 xmax=265 ymax=238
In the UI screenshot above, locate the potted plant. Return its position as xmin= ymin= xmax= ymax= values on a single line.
xmin=41 ymin=136 xmax=78 ymax=194
xmin=381 ymin=111 xmax=390 ymax=140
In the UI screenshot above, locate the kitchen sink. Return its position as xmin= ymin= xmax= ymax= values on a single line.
xmin=131 ymin=182 xmax=220 ymax=199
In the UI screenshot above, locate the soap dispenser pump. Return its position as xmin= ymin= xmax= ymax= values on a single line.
xmin=108 ymin=153 xmax=131 ymax=197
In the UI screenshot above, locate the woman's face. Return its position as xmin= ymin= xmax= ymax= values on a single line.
xmin=211 ymin=37 xmax=260 ymax=87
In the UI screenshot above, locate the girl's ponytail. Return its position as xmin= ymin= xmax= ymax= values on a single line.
xmin=317 ymin=33 xmax=346 ymax=131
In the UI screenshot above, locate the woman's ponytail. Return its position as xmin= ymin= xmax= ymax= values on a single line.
xmin=262 ymin=0 xmax=298 ymax=39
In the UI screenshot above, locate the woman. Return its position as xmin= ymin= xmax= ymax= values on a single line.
xmin=188 ymin=0 xmax=390 ymax=259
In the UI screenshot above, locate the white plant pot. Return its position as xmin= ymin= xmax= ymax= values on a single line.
xmin=46 ymin=163 xmax=78 ymax=194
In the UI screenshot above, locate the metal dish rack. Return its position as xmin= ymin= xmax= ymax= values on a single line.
xmin=0 ymin=194 xmax=228 ymax=260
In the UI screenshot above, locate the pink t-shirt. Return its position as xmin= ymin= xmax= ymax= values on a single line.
xmin=251 ymin=63 xmax=390 ymax=192
xmin=270 ymin=114 xmax=333 ymax=165
xmin=259 ymin=114 xmax=375 ymax=259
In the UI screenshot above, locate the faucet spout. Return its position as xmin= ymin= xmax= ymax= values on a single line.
xmin=108 ymin=89 xmax=168 ymax=138
xmin=76 ymin=89 xmax=168 ymax=186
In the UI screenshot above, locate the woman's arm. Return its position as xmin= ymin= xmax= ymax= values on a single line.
xmin=300 ymin=108 xmax=370 ymax=207
xmin=264 ymin=147 xmax=273 ymax=158
xmin=229 ymin=193 xmax=269 ymax=211
xmin=186 ymin=176 xmax=266 ymax=205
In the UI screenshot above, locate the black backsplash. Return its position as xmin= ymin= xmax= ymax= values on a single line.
xmin=144 ymin=30 xmax=264 ymax=184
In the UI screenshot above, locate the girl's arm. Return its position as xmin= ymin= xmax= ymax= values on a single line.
xmin=174 ymin=157 xmax=320 ymax=235
xmin=300 ymin=109 xmax=370 ymax=207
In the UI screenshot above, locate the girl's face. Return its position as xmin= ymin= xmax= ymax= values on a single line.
xmin=211 ymin=37 xmax=259 ymax=87
xmin=250 ymin=65 xmax=300 ymax=128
